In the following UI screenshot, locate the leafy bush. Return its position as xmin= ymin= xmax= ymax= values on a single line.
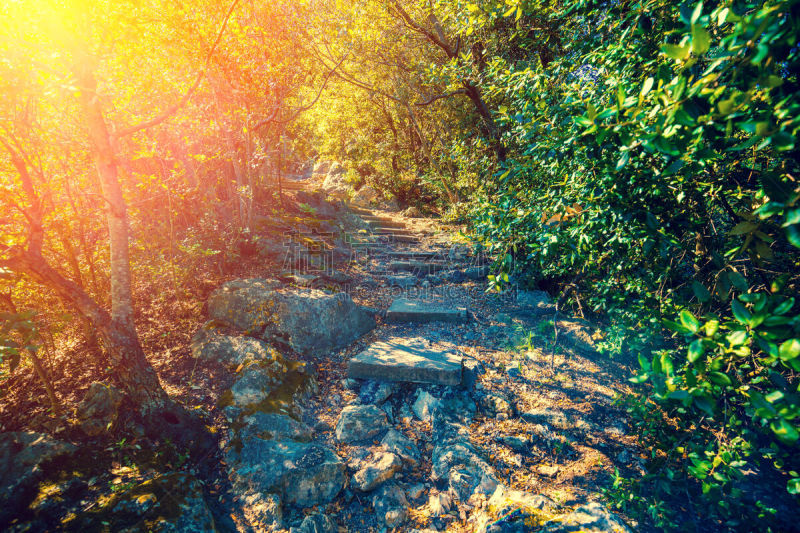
xmin=432 ymin=0 xmax=799 ymax=527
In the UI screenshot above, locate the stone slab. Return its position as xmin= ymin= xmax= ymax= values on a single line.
xmin=386 ymin=298 xmax=468 ymax=323
xmin=347 ymin=337 xmax=463 ymax=385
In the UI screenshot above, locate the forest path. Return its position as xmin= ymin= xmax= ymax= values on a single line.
xmin=241 ymin=183 xmax=644 ymax=532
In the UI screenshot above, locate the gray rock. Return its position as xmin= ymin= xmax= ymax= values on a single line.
xmin=290 ymin=512 xmax=336 ymax=533
xmin=385 ymin=298 xmax=468 ymax=324
xmin=431 ymin=418 xmax=498 ymax=501
xmin=352 ymin=451 xmax=402 ymax=491
xmin=541 ymin=502 xmax=632 ymax=532
xmin=76 ymin=382 xmax=123 ymax=436
xmin=381 ymin=430 xmax=420 ymax=466
xmin=348 ymin=337 xmax=463 ymax=386
xmin=352 ymin=185 xmax=381 ymax=207
xmin=334 ymin=405 xmax=388 ymax=443
xmin=191 ymin=322 xmax=279 ymax=366
xmin=0 ymin=432 xmax=77 ymax=526
xmin=342 ymin=378 xmax=360 ymax=391
xmin=230 ymin=363 xmax=284 ymax=407
xmin=228 ymin=438 xmax=344 ymax=507
xmin=481 ymin=393 xmax=515 ymax=419
xmin=239 ymin=412 xmax=313 ymax=442
xmin=521 ymin=408 xmax=571 ymax=430
xmin=403 ymin=206 xmax=423 ymax=218
xmin=385 ymin=274 xmax=418 ymax=289
xmin=66 ymin=472 xmax=217 ymax=532
xmin=240 ymin=492 xmax=283 ymax=531
xmin=499 ymin=435 xmax=530 ymax=453
xmin=516 ymin=290 xmax=556 ymax=316
xmin=406 ymin=483 xmax=427 ymax=500
xmin=371 ymin=483 xmax=409 ymax=528
xmin=555 ymin=319 xmax=601 ymax=356
xmin=412 ymin=390 xmax=442 ymax=421
xmin=464 ymin=266 xmax=490 ymax=280
xmin=445 ymin=269 xmax=467 ymax=283
xmin=359 ymin=381 xmax=395 ymax=405
xmin=207 ymin=280 xmax=375 ymax=356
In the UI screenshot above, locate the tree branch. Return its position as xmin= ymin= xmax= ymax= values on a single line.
xmin=415 ymin=89 xmax=467 ymax=106
xmin=113 ymin=0 xmax=241 ymax=139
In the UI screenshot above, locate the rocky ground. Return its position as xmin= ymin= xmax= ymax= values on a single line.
xmin=0 ymin=170 xmax=644 ymax=532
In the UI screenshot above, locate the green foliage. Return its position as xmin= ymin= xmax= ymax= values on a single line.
xmin=401 ymin=0 xmax=800 ymax=527
xmin=0 ymin=310 xmax=40 ymax=375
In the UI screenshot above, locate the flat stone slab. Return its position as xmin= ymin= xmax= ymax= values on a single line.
xmin=348 ymin=337 xmax=463 ymax=385
xmin=386 ymin=298 xmax=468 ymax=323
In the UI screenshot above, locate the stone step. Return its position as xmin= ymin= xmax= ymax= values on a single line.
xmin=364 ymin=219 xmax=406 ymax=229
xmin=379 ymin=234 xmax=419 ymax=244
xmin=385 ymin=298 xmax=468 ymax=323
xmin=381 ymin=250 xmax=442 ymax=260
xmin=349 ymin=206 xmax=373 ymax=216
xmin=347 ymin=337 xmax=463 ymax=386
xmin=388 ymin=261 xmax=446 ymax=274
xmin=280 ymin=181 xmax=306 ymax=190
xmin=373 ymin=228 xmax=416 ymax=236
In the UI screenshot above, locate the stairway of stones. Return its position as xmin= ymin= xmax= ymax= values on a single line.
xmin=191 ymin=182 xmax=637 ymax=533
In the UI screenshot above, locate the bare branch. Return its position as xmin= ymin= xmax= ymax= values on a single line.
xmin=415 ymin=89 xmax=467 ymax=106
xmin=113 ymin=0 xmax=241 ymax=139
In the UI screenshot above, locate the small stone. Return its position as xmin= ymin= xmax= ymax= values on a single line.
xmin=464 ymin=266 xmax=489 ymax=280
xmin=516 ymin=290 xmax=555 ymax=316
xmin=406 ymin=483 xmax=426 ymax=500
xmin=371 ymin=483 xmax=409 ymax=527
xmin=334 ymin=405 xmax=388 ymax=443
xmin=359 ymin=381 xmax=395 ymax=405
xmin=412 ymin=390 xmax=442 ymax=421
xmin=75 ymin=382 xmax=123 ymax=436
xmin=381 ymin=429 xmax=420 ymax=466
xmin=342 ymin=378 xmax=360 ymax=391
xmin=541 ymin=502 xmax=632 ymax=533
xmin=499 ymin=435 xmax=529 ymax=452
xmin=352 ymin=452 xmax=402 ymax=491
xmin=289 ymin=512 xmax=336 ymax=533
xmin=537 ymin=465 xmax=559 ymax=477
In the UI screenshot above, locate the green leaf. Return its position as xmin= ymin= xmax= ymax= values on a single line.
xmin=729 ymin=221 xmax=757 ymax=235
xmin=770 ymin=418 xmax=799 ymax=445
xmin=692 ymin=281 xmax=711 ymax=302
xmin=662 ymin=43 xmax=691 ymax=60
xmin=787 ymin=225 xmax=800 ymax=249
xmin=690 ymin=1 xmax=703 ymax=24
xmin=641 ymin=77 xmax=654 ymax=97
xmin=778 ymin=339 xmax=800 ymax=361
xmin=788 ymin=478 xmax=800 ymax=495
xmin=680 ymin=310 xmax=701 ymax=333
xmin=668 ymin=389 xmax=690 ymax=400
xmin=629 ymin=374 xmax=649 ymax=384
xmin=691 ymin=25 xmax=711 ymax=55
xmin=688 ymin=339 xmax=704 ymax=363
xmin=731 ymin=299 xmax=751 ymax=325
xmin=708 ymin=371 xmax=732 ymax=386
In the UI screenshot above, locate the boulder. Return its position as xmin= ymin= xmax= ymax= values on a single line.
xmin=352 ymin=451 xmax=402 ymax=491
xmin=358 ymin=380 xmax=395 ymax=405
xmin=290 ymin=512 xmax=337 ymax=533
xmin=403 ymin=206 xmax=423 ymax=218
xmin=412 ymin=390 xmax=442 ymax=421
xmin=516 ymin=290 xmax=555 ymax=316
xmin=0 ymin=432 xmax=76 ymax=527
xmin=464 ymin=265 xmax=490 ymax=280
xmin=352 ymin=186 xmax=380 ymax=207
xmin=66 ymin=472 xmax=216 ymax=532
xmin=229 ymin=438 xmax=345 ymax=507
xmin=241 ymin=492 xmax=283 ymax=531
xmin=238 ymin=412 xmax=313 ymax=443
xmin=191 ymin=322 xmax=280 ymax=367
xmin=207 ymin=280 xmax=376 ymax=356
xmin=75 ymin=382 xmax=123 ymax=436
xmin=334 ymin=405 xmax=388 ymax=443
xmin=431 ymin=418 xmax=498 ymax=501
xmin=294 ymin=190 xmax=341 ymax=219
xmin=541 ymin=502 xmax=632 ymax=533
xmin=381 ymin=429 xmax=420 ymax=466
xmin=370 ymin=483 xmax=409 ymax=528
